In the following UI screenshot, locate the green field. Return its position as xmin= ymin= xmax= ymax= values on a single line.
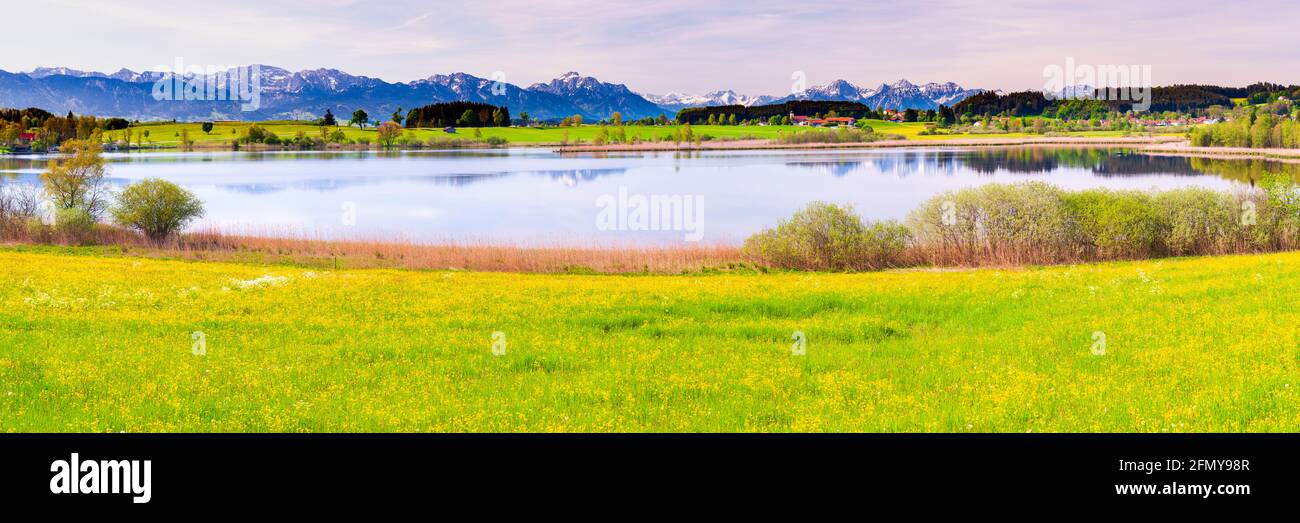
xmin=3 ymin=247 xmax=1298 ymax=432
xmin=106 ymin=119 xmax=1143 ymax=147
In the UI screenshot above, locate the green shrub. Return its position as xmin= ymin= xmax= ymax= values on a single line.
xmin=744 ymin=202 xmax=909 ymax=270
xmin=25 ymin=217 xmax=50 ymax=242
xmin=909 ymin=181 xmax=1077 ymax=261
xmin=241 ymin=124 xmax=279 ymax=145
xmin=1152 ymin=188 xmax=1241 ymax=255
xmin=111 ymin=179 xmax=205 ymax=243
xmin=54 ymin=207 xmax=96 ymax=245
xmin=1063 ymin=189 xmax=1162 ymax=258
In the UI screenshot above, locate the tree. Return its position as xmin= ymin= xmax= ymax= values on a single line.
xmin=611 ymin=112 xmax=623 ymax=126
xmin=349 ymin=109 xmax=369 ymax=129
xmin=518 ymin=112 xmax=530 ymax=126
xmin=391 ymin=107 xmax=404 ymax=126
xmin=200 ymin=122 xmax=214 ymax=135
xmin=41 ymin=135 xmax=109 ymax=218
xmin=376 ymin=121 xmax=403 ymax=148
xmin=322 ymin=109 xmax=337 ymax=126
xmin=457 ymin=109 xmax=480 ymax=127
xmin=111 ymin=179 xmax=204 ymax=243
xmin=492 ymin=107 xmax=507 ymax=127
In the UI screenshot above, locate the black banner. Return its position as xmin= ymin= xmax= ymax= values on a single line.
xmin=1 ymin=434 xmax=1290 ymax=513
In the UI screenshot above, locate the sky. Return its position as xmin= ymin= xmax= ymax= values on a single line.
xmin=2 ymin=0 xmax=1297 ymax=95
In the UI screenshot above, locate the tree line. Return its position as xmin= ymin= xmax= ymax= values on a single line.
xmin=1 ymin=107 xmax=127 ymax=149
xmin=404 ymin=102 xmax=510 ymax=128
xmin=953 ymin=83 xmax=1300 ymax=118
xmin=676 ymin=101 xmax=887 ymax=124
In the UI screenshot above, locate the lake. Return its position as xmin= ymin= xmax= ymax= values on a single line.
xmin=0 ymin=147 xmax=1286 ymax=245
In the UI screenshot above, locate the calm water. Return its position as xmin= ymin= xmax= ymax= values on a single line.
xmin=0 ymin=147 xmax=1282 ymax=245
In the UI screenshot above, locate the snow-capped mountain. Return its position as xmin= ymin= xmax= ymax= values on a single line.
xmin=0 ymin=67 xmax=664 ymax=121
xmin=776 ymin=78 xmax=984 ymax=110
xmin=527 ymin=72 xmax=664 ymax=119
xmin=642 ymin=90 xmax=777 ymax=112
xmin=25 ymin=67 xmax=108 ymax=79
xmin=1045 ymin=84 xmax=1096 ymax=99
xmin=1 ymin=66 xmax=983 ymax=121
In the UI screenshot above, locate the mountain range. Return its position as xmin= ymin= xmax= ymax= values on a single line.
xmin=0 ymin=65 xmax=988 ymax=122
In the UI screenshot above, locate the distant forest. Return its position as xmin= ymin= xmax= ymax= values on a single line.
xmin=953 ymin=83 xmax=1300 ymax=117
xmin=404 ymin=102 xmax=510 ymax=128
xmin=676 ymin=101 xmax=884 ymax=124
xmin=0 ymin=107 xmax=126 ymax=146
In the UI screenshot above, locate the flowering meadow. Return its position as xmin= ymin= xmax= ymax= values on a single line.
xmin=2 ymin=247 xmax=1298 ymax=432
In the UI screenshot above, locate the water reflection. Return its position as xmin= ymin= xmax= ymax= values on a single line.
xmin=0 ymin=147 xmax=1296 ymax=244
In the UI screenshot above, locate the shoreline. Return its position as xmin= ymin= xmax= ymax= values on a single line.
xmin=556 ymin=136 xmax=1300 ymax=164
xmin=555 ymin=135 xmax=1186 ymax=153
xmin=10 ymin=135 xmax=1300 ymax=163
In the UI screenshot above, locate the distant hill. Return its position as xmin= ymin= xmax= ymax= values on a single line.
xmin=644 ymin=79 xmax=985 ymax=114
xmin=772 ymin=78 xmax=985 ymax=111
xmin=0 ymin=66 xmax=667 ymax=122
xmin=953 ymin=83 xmax=1298 ymax=116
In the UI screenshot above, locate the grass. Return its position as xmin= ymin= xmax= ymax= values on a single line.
xmin=42 ymin=230 xmax=749 ymax=273
xmin=104 ymin=119 xmax=1160 ymax=147
xmin=3 ymin=247 xmax=1300 ymax=432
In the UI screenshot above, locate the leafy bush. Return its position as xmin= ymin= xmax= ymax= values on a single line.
xmin=744 ymin=202 xmax=909 ymax=270
xmin=111 ymin=179 xmax=205 ymax=243
xmin=241 ymin=124 xmax=280 ymax=145
xmin=1152 ymin=188 xmax=1242 ymax=255
xmin=1063 ymin=189 xmax=1162 ymax=258
xmin=909 ymin=181 xmax=1077 ymax=262
xmin=25 ymin=217 xmax=50 ymax=242
xmin=54 ymin=207 xmax=96 ymax=245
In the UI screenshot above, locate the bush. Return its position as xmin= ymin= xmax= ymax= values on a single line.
xmin=0 ymin=184 xmax=43 ymax=237
xmin=54 ymin=207 xmax=96 ymax=245
xmin=909 ymin=181 xmax=1077 ymax=262
xmin=1063 ymin=189 xmax=1162 ymax=258
xmin=102 ymin=118 xmax=130 ymax=131
xmin=25 ymin=217 xmax=49 ymax=242
xmin=242 ymin=124 xmax=280 ymax=145
xmin=485 ymin=136 xmax=508 ymax=146
xmin=744 ymin=202 xmax=909 ymax=270
xmin=1152 ymin=188 xmax=1242 ymax=255
xmin=111 ymin=179 xmax=205 ymax=243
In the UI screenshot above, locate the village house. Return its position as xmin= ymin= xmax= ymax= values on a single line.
xmin=789 ymin=113 xmax=857 ymax=127
xmin=8 ymin=132 xmax=37 ymax=152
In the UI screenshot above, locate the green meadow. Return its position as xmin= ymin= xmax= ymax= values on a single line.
xmin=3 ymin=247 xmax=1299 ymax=432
